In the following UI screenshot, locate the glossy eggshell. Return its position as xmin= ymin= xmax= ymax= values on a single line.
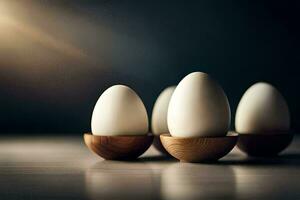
xmin=235 ymin=82 xmax=290 ymax=134
xmin=91 ymin=85 xmax=149 ymax=136
xmin=151 ymin=86 xmax=176 ymax=136
xmin=168 ymin=72 xmax=231 ymax=138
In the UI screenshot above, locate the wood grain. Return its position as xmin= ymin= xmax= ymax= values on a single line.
xmin=0 ymin=135 xmax=300 ymax=200
xmin=84 ymin=133 xmax=153 ymax=160
xmin=237 ymin=132 xmax=294 ymax=156
xmin=160 ymin=133 xmax=238 ymax=162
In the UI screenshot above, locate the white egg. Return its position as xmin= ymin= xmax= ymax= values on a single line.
xmin=91 ymin=85 xmax=149 ymax=136
xmin=168 ymin=72 xmax=231 ymax=137
xmin=151 ymin=86 xmax=176 ymax=136
xmin=235 ymin=82 xmax=290 ymax=134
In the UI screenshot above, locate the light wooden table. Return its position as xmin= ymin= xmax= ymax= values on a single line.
xmin=0 ymin=135 xmax=299 ymax=200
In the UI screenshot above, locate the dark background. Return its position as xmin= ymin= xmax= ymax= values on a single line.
xmin=0 ymin=0 xmax=299 ymax=134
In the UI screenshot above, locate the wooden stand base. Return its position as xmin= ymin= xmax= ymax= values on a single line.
xmin=237 ymin=132 xmax=293 ymax=156
xmin=84 ymin=133 xmax=153 ymax=160
xmin=160 ymin=132 xmax=238 ymax=163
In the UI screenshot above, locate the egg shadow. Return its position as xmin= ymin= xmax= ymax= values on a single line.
xmin=138 ymin=154 xmax=176 ymax=162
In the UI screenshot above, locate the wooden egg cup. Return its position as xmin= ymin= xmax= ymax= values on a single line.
xmin=160 ymin=132 xmax=238 ymax=163
xmin=153 ymin=135 xmax=170 ymax=155
xmin=84 ymin=133 xmax=154 ymax=160
xmin=237 ymin=132 xmax=294 ymax=156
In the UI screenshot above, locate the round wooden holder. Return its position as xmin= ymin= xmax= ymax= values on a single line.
xmin=237 ymin=132 xmax=293 ymax=156
xmin=84 ymin=133 xmax=154 ymax=160
xmin=160 ymin=132 xmax=238 ymax=163
xmin=152 ymin=135 xmax=170 ymax=155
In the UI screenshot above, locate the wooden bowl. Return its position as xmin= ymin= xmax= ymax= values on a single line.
xmin=237 ymin=132 xmax=294 ymax=156
xmin=160 ymin=132 xmax=238 ymax=163
xmin=84 ymin=133 xmax=154 ymax=160
xmin=153 ymin=135 xmax=170 ymax=155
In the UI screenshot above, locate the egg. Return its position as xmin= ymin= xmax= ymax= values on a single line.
xmin=168 ymin=72 xmax=231 ymax=138
xmin=151 ymin=86 xmax=176 ymax=136
xmin=235 ymin=82 xmax=290 ymax=134
xmin=91 ymin=85 xmax=149 ymax=136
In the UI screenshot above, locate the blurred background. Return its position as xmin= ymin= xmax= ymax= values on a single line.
xmin=0 ymin=0 xmax=299 ymax=134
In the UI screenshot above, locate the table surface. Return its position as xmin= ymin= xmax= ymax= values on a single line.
xmin=0 ymin=135 xmax=299 ymax=200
